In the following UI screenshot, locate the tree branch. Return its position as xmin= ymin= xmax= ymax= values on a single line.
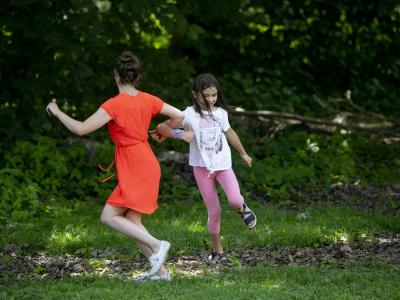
xmin=232 ymin=107 xmax=400 ymax=137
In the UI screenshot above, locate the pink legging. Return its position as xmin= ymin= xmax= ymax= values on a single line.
xmin=193 ymin=167 xmax=244 ymax=234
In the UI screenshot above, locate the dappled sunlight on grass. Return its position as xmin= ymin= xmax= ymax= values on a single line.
xmin=260 ymin=280 xmax=282 ymax=291
xmin=187 ymin=221 xmax=206 ymax=233
xmin=169 ymin=218 xmax=183 ymax=227
xmin=172 ymin=268 xmax=205 ymax=278
xmin=2 ymin=198 xmax=399 ymax=258
xmin=48 ymin=224 xmax=90 ymax=251
xmin=258 ymin=222 xmax=377 ymax=247
xmin=233 ymin=203 xmax=400 ymax=248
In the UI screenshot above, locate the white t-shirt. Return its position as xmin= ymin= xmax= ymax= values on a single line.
xmin=183 ymin=106 xmax=232 ymax=173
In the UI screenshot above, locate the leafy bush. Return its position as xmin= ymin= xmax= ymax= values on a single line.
xmin=1 ymin=129 xmax=399 ymax=221
xmin=235 ymin=130 xmax=399 ymax=202
xmin=350 ymin=134 xmax=400 ymax=185
xmin=4 ymin=136 xmax=69 ymax=195
xmin=0 ymin=169 xmax=40 ymax=221
xmin=0 ymin=136 xmax=116 ymax=221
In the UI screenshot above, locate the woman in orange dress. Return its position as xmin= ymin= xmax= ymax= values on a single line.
xmin=46 ymin=51 xmax=183 ymax=281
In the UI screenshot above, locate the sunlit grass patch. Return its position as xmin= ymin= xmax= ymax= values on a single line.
xmin=48 ymin=225 xmax=87 ymax=248
xmin=187 ymin=221 xmax=205 ymax=233
xmin=1 ymin=198 xmax=399 ymax=258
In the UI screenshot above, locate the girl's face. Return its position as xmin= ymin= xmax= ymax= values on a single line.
xmin=194 ymin=86 xmax=218 ymax=110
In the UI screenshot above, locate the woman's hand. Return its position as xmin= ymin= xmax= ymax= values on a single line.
xmin=149 ymin=130 xmax=167 ymax=143
xmin=45 ymin=101 xmax=111 ymax=136
xmin=46 ymin=100 xmax=61 ymax=117
xmin=241 ymin=153 xmax=252 ymax=167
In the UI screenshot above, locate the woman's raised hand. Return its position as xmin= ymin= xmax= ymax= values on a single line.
xmin=46 ymin=99 xmax=61 ymax=117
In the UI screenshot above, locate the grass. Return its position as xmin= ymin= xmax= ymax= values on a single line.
xmin=1 ymin=263 xmax=399 ymax=299
xmin=1 ymin=198 xmax=399 ymax=257
xmin=1 ymin=198 xmax=399 ymax=299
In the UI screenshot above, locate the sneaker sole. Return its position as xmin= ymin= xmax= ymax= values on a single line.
xmin=248 ymin=216 xmax=257 ymax=228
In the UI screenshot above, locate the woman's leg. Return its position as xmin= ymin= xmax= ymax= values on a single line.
xmin=215 ymin=169 xmax=244 ymax=212
xmin=125 ymin=210 xmax=168 ymax=276
xmin=193 ymin=167 xmax=223 ymax=253
xmin=100 ymin=204 xmax=160 ymax=253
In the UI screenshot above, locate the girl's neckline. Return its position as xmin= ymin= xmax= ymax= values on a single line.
xmin=199 ymin=106 xmax=219 ymax=113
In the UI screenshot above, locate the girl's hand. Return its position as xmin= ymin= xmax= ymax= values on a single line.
xmin=46 ymin=100 xmax=61 ymax=117
xmin=181 ymin=131 xmax=194 ymax=143
xmin=149 ymin=130 xmax=167 ymax=143
xmin=241 ymin=153 xmax=252 ymax=167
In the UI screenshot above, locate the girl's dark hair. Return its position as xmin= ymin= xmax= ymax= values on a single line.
xmin=115 ymin=51 xmax=141 ymax=85
xmin=192 ymin=73 xmax=230 ymax=118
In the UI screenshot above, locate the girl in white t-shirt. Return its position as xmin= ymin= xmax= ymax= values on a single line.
xmin=152 ymin=73 xmax=256 ymax=262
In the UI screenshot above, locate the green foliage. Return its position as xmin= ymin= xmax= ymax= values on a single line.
xmin=0 ymin=136 xmax=67 ymax=221
xmin=235 ymin=130 xmax=400 ymax=202
xmin=4 ymin=136 xmax=68 ymax=194
xmin=0 ymin=169 xmax=40 ymax=221
xmin=1 ymin=0 xmax=399 ymax=148
xmin=2 ymin=129 xmax=398 ymax=221
xmin=1 ymin=1 xmax=399 ymax=221
xmin=0 ymin=136 xmax=115 ymax=221
xmin=349 ymin=134 xmax=400 ymax=185
xmin=159 ymin=164 xmax=201 ymax=204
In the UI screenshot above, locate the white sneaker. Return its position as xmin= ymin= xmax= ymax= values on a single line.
xmin=134 ymin=272 xmax=150 ymax=282
xmin=134 ymin=271 xmax=172 ymax=282
xmin=149 ymin=241 xmax=170 ymax=276
xmin=149 ymin=272 xmax=172 ymax=281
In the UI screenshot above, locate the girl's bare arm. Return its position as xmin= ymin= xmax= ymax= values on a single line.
xmin=224 ymin=128 xmax=252 ymax=167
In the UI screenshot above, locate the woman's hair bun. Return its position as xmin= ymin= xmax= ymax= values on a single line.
xmin=116 ymin=51 xmax=141 ymax=85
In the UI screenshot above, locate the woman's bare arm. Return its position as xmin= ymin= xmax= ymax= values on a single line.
xmin=158 ymin=103 xmax=184 ymax=128
xmin=46 ymin=102 xmax=111 ymax=136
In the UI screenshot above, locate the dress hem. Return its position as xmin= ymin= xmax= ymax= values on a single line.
xmin=106 ymin=200 xmax=157 ymax=215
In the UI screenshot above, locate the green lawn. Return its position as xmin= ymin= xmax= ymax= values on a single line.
xmin=2 ymin=198 xmax=399 ymax=256
xmin=1 ymin=263 xmax=399 ymax=300
xmin=1 ymin=198 xmax=399 ymax=299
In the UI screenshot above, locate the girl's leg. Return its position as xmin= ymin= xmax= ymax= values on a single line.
xmin=209 ymin=233 xmax=223 ymax=254
xmin=100 ymin=204 xmax=161 ymax=253
xmin=216 ymin=169 xmax=257 ymax=228
xmin=193 ymin=167 xmax=223 ymax=253
xmin=125 ymin=210 xmax=168 ymax=276
xmin=215 ymin=169 xmax=244 ymax=212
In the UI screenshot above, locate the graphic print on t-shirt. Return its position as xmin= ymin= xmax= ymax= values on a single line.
xmin=198 ymin=116 xmax=223 ymax=154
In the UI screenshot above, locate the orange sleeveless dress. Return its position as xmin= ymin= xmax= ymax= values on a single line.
xmin=100 ymin=91 xmax=164 ymax=214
